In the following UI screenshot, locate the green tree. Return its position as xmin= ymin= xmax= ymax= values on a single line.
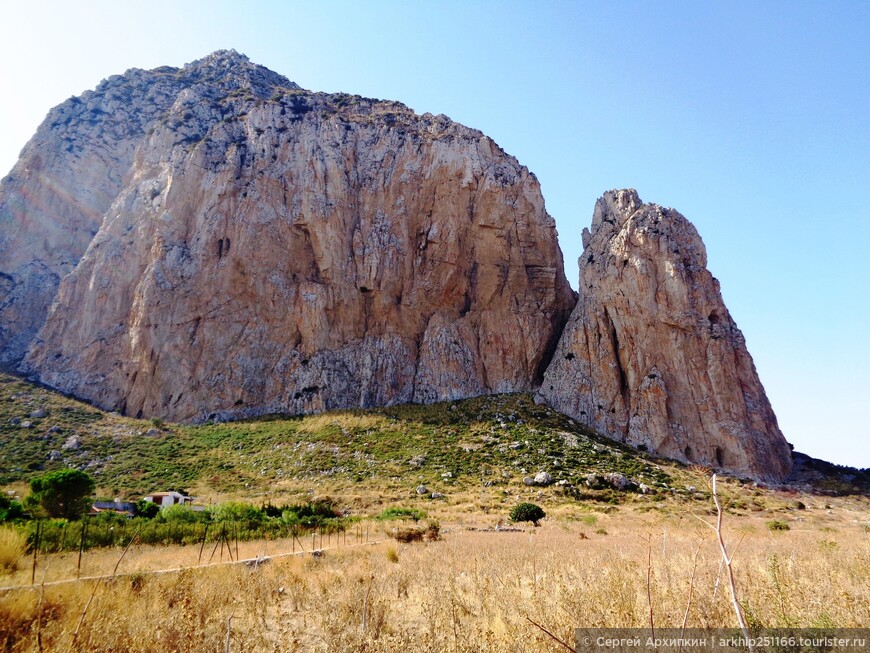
xmin=28 ymin=469 xmax=95 ymax=520
xmin=160 ymin=504 xmax=207 ymax=523
xmin=509 ymin=502 xmax=546 ymax=527
xmin=0 ymin=494 xmax=24 ymax=522
xmin=211 ymin=501 xmax=265 ymax=524
xmin=135 ymin=499 xmax=160 ymax=519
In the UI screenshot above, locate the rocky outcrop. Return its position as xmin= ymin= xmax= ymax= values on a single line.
xmin=538 ymin=190 xmax=792 ymax=482
xmin=18 ymin=51 xmax=575 ymax=421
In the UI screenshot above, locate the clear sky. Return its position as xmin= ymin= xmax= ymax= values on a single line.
xmin=1 ymin=1 xmax=867 ymax=468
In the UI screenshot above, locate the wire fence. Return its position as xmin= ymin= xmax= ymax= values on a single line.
xmin=2 ymin=520 xmax=381 ymax=592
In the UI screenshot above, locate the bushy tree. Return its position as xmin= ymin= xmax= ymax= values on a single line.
xmin=135 ymin=499 xmax=160 ymax=519
xmin=509 ymin=502 xmax=546 ymax=526
xmin=280 ymin=501 xmax=338 ymax=527
xmin=0 ymin=494 xmax=24 ymax=522
xmin=28 ymin=469 xmax=95 ymax=520
xmin=160 ymin=504 xmax=207 ymax=523
xmin=210 ymin=501 xmax=266 ymax=523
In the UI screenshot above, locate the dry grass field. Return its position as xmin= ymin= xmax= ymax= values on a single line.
xmin=1 ymin=497 xmax=868 ymax=652
xmin=2 ymin=374 xmax=868 ymax=650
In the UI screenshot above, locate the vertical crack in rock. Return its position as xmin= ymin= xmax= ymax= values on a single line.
xmin=604 ymin=307 xmax=628 ymax=402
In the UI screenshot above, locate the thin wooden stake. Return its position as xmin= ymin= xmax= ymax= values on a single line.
xmin=291 ymin=526 xmax=305 ymax=552
xmin=525 ymin=617 xmax=576 ymax=652
xmin=225 ymin=615 xmax=233 ymax=653
xmin=77 ymin=521 xmax=87 ymax=578
xmin=208 ymin=528 xmax=223 ymax=564
xmin=34 ymin=560 xmax=50 ymax=653
xmin=198 ymin=523 xmax=210 ymax=565
xmin=646 ymin=533 xmax=655 ymax=639
xmin=31 ymin=521 xmax=41 ymax=584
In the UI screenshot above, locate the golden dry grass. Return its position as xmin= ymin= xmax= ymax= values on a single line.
xmin=0 ymin=528 xmax=26 ymax=575
xmin=296 ymin=411 xmax=392 ymax=435
xmin=1 ymin=508 xmax=867 ymax=652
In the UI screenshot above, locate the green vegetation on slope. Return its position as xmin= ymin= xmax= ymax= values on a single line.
xmin=2 ymin=373 xmax=867 ymax=508
xmin=0 ymin=373 xmax=673 ymax=504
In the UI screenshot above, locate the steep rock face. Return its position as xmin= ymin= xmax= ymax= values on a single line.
xmin=0 ymin=73 xmax=179 ymax=366
xmin=0 ymin=51 xmax=294 ymax=367
xmin=539 ymin=190 xmax=792 ymax=482
xmin=20 ymin=51 xmax=575 ymax=421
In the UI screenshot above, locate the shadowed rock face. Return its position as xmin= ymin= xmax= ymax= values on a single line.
xmin=538 ymin=190 xmax=792 ymax=482
xmin=16 ymin=51 xmax=575 ymax=421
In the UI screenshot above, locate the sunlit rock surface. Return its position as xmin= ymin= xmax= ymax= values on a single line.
xmin=538 ymin=190 xmax=792 ymax=482
xmin=18 ymin=51 xmax=575 ymax=421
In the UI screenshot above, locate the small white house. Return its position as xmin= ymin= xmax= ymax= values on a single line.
xmin=142 ymin=491 xmax=193 ymax=507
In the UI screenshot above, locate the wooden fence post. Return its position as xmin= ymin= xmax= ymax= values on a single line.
xmin=198 ymin=523 xmax=210 ymax=565
xmin=31 ymin=521 xmax=41 ymax=584
xmin=77 ymin=520 xmax=87 ymax=578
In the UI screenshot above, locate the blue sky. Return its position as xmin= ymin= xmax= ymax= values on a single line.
xmin=1 ymin=1 xmax=867 ymax=467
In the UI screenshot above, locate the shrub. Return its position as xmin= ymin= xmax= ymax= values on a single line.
xmin=377 ymin=507 xmax=426 ymax=522
xmin=161 ymin=504 xmax=207 ymax=523
xmin=509 ymin=502 xmax=546 ymax=526
xmin=392 ymin=526 xmax=424 ymax=543
xmin=211 ymin=502 xmax=266 ymax=523
xmin=424 ymin=520 xmax=440 ymax=541
xmin=767 ymin=520 xmax=791 ymax=532
xmin=0 ymin=495 xmax=24 ymax=522
xmin=282 ymin=501 xmax=339 ymax=527
xmin=392 ymin=520 xmax=440 ymax=543
xmin=0 ymin=526 xmax=26 ymax=573
xmin=386 ymin=547 xmax=399 ymax=563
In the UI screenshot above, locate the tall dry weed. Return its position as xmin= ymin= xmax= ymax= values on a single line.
xmin=0 ymin=527 xmax=26 ymax=574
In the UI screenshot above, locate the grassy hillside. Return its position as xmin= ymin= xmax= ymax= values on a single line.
xmin=1 ymin=373 xmax=866 ymax=514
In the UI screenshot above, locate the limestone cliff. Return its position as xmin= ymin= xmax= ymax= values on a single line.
xmin=538 ymin=190 xmax=792 ymax=481
xmin=17 ymin=51 xmax=575 ymax=421
xmin=0 ymin=64 xmax=204 ymax=367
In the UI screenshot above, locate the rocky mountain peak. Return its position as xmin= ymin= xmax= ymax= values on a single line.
xmin=187 ymin=48 xmax=251 ymax=68
xmin=180 ymin=49 xmax=300 ymax=99
xmin=539 ymin=190 xmax=793 ymax=482
xmin=592 ymin=188 xmax=641 ymax=230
